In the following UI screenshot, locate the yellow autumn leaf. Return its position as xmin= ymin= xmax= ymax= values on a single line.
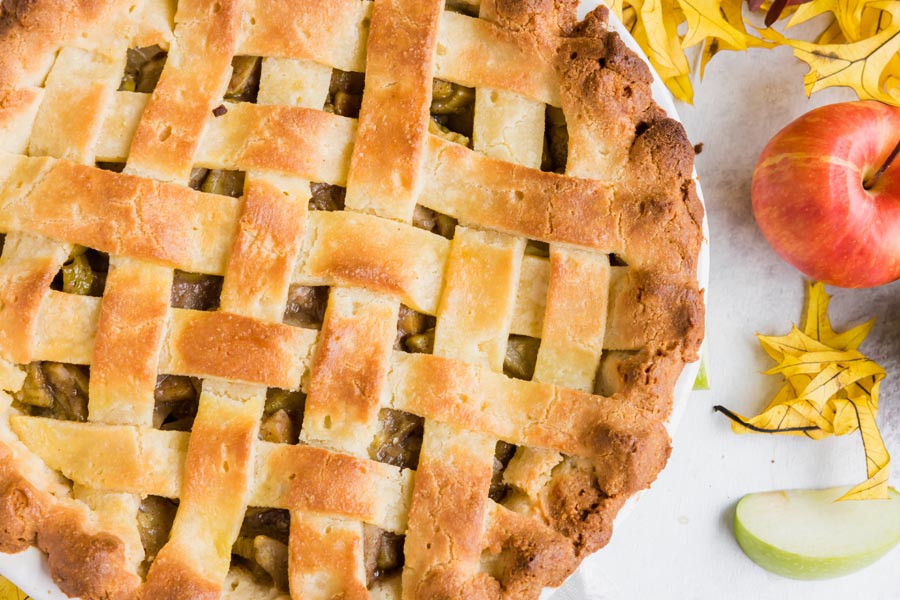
xmin=786 ymin=0 xmax=874 ymax=41
xmin=836 ymin=394 xmax=890 ymax=501
xmin=787 ymin=0 xmax=838 ymax=29
xmin=800 ymin=359 xmax=883 ymax=405
xmin=676 ymin=0 xmax=749 ymax=48
xmin=605 ymin=0 xmax=900 ymax=107
xmin=608 ymin=0 xmax=627 ymax=18
xmin=698 ymin=0 xmax=776 ymax=76
xmin=858 ymin=5 xmax=890 ymax=39
xmin=715 ymin=282 xmax=890 ymax=501
xmin=758 ymin=21 xmax=900 ymax=103
xmin=815 ymin=18 xmax=846 ymax=45
xmin=764 ymin=350 xmax=868 ymax=378
xmin=0 ymin=576 xmax=30 ymax=600
xmin=756 ymin=326 xmax=831 ymax=363
xmin=802 ymin=281 xmax=874 ymax=350
xmin=627 ymin=0 xmax=696 ymax=102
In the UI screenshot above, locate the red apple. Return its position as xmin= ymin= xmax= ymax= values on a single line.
xmin=751 ymin=100 xmax=900 ymax=288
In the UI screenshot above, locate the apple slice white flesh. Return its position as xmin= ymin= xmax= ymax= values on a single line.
xmin=735 ymin=486 xmax=900 ymax=580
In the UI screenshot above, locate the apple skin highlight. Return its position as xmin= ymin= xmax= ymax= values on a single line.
xmin=751 ymin=100 xmax=900 ymax=288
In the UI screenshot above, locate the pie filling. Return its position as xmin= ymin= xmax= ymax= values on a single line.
xmin=430 ymin=78 xmax=474 ymax=147
xmin=188 ymin=168 xmax=246 ymax=198
xmin=119 ymin=45 xmax=167 ymax=93
xmin=51 ymin=246 xmax=109 ymax=297
xmin=309 ymin=182 xmax=346 ymax=212
xmin=9 ymin=293 xmax=527 ymax=589
xmin=12 ymin=362 xmax=90 ymax=422
xmin=153 ymin=375 xmax=201 ymax=431
xmin=170 ymin=270 xmax=223 ymax=311
xmin=324 ymin=69 xmax=364 ymax=119
xmin=225 ymin=56 xmax=262 ymax=104
xmin=137 ymin=496 xmax=177 ymax=576
xmin=412 ymin=204 xmax=457 ymax=239
xmin=444 ymin=0 xmax=480 ymax=17
xmin=542 ymin=105 xmax=568 ymax=173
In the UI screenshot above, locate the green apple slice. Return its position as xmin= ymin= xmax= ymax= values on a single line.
xmin=692 ymin=351 xmax=709 ymax=390
xmin=735 ymin=486 xmax=900 ymax=579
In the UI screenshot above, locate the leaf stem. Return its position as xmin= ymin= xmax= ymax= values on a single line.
xmin=712 ymin=405 xmax=819 ymax=433
xmin=863 ymin=139 xmax=900 ymax=190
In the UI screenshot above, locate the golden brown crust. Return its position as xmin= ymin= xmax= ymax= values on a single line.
xmin=532 ymin=247 xmax=609 ymax=390
xmin=542 ymin=457 xmax=627 ymax=557
xmin=197 ymin=103 xmax=357 ymax=185
xmin=301 ymin=211 xmax=450 ymax=314
xmin=0 ymin=444 xmax=40 ymax=552
xmin=168 ymin=311 xmax=309 ymax=389
xmin=620 ymin=118 xmax=705 ymax=279
xmin=0 ymin=1 xmax=703 ymax=598
xmin=126 ymin=0 xmax=241 ymax=183
xmin=401 ymin=424 xmax=496 ymax=600
xmin=0 ymin=0 xmax=113 ymax=89
xmin=40 ymin=511 xmax=139 ymax=600
xmin=0 ymin=238 xmax=65 ymax=364
xmin=257 ymin=444 xmax=408 ymax=526
xmin=238 ymin=0 xmax=370 ymax=72
xmin=146 ymin=382 xmax=262 ymax=594
xmin=89 ymin=260 xmax=171 ymax=426
xmin=141 ymin=554 xmax=220 ymax=600
xmin=483 ymin=0 xmax=579 ymax=39
xmin=482 ymin=504 xmax=576 ymax=597
xmin=288 ymin=516 xmax=368 ymax=600
xmin=302 ymin=288 xmax=397 ymax=453
xmin=1 ymin=157 xmax=242 ymax=273
xmin=606 ymin=268 xmax=705 ymax=359
xmin=0 ymin=443 xmax=140 ymax=600
xmin=0 ymin=87 xmax=42 ymax=153
xmin=344 ymin=0 xmax=443 ymax=221
xmin=219 ymin=177 xmax=307 ymax=321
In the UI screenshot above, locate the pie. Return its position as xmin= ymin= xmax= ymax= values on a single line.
xmin=0 ymin=0 xmax=705 ymax=598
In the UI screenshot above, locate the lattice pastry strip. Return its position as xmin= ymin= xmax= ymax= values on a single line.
xmin=110 ymin=6 xmax=305 ymax=591
xmin=21 ymin=29 xmax=166 ymax=576
xmin=460 ymin=9 xmax=567 ymax=512
xmin=343 ymin=0 xmax=443 ymax=222
xmin=237 ymin=0 xmax=372 ymax=74
xmin=144 ymin=381 xmax=266 ymax=593
xmin=257 ymin=57 xmax=333 ymax=110
xmin=125 ymin=0 xmax=241 ymax=183
xmin=0 ymin=233 xmax=72 ymax=365
xmin=7 ymin=416 xmax=411 ymax=519
xmin=12 ymin=38 xmax=159 ymax=576
xmin=147 ymin=41 xmax=331 ymax=596
xmin=288 ymin=514 xmax=366 ymax=599
xmin=80 ymin=258 xmax=173 ymax=572
xmin=300 ymin=288 xmax=397 ymax=456
xmin=89 ymin=259 xmax=172 ymax=426
xmin=28 ymin=46 xmax=125 ymax=163
xmin=434 ymin=11 xmax=560 ymax=106
xmin=472 ymin=87 xmax=544 ymax=169
xmin=403 ymin=227 xmax=523 ymax=593
xmin=250 ymin=50 xmax=377 ymax=597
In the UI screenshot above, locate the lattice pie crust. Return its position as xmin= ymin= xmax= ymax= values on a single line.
xmin=0 ymin=0 xmax=704 ymax=598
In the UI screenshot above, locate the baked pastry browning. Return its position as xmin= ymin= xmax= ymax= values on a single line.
xmin=0 ymin=0 xmax=704 ymax=598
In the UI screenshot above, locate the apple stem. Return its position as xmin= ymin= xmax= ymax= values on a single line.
xmin=864 ymin=139 xmax=900 ymax=190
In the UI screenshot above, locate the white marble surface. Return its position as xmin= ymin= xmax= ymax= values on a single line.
xmin=562 ymin=39 xmax=900 ymax=600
